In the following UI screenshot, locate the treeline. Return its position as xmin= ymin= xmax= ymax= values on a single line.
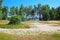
xmin=0 ymin=0 xmax=60 ymax=21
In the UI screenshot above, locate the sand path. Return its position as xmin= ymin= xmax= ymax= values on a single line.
xmin=0 ymin=21 xmax=60 ymax=35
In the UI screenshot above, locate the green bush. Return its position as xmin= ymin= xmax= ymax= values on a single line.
xmin=9 ymin=14 xmax=21 ymax=24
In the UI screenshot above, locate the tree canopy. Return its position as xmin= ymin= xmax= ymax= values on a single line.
xmin=0 ymin=0 xmax=60 ymax=21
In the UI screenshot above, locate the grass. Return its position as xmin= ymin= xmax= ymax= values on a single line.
xmin=0 ymin=23 xmax=31 ymax=29
xmin=0 ymin=32 xmax=15 ymax=40
xmin=0 ymin=32 xmax=60 ymax=40
xmin=0 ymin=20 xmax=9 ymax=25
xmin=51 ymin=33 xmax=60 ymax=38
xmin=39 ymin=21 xmax=60 ymax=24
xmin=0 ymin=20 xmax=60 ymax=28
xmin=0 ymin=20 xmax=33 ymax=29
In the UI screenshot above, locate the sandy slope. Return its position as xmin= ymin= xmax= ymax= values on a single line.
xmin=0 ymin=21 xmax=60 ymax=35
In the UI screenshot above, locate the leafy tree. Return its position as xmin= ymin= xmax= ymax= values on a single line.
xmin=25 ymin=5 xmax=33 ymax=20
xmin=31 ymin=9 xmax=34 ymax=16
xmin=0 ymin=6 xmax=2 ymax=20
xmin=37 ymin=3 xmax=42 ymax=20
xmin=28 ymin=5 xmax=33 ymax=15
xmin=56 ymin=6 xmax=60 ymax=20
xmin=19 ymin=4 xmax=25 ymax=16
xmin=0 ymin=11 xmax=2 ymax=20
xmin=2 ymin=6 xmax=8 ymax=19
xmin=1 ymin=0 xmax=60 ymax=21
xmin=41 ymin=5 xmax=50 ymax=20
xmin=38 ymin=3 xmax=42 ymax=12
xmin=0 ymin=0 xmax=3 ymax=20
xmin=0 ymin=0 xmax=3 ymax=6
xmin=10 ymin=6 xmax=15 ymax=16
xmin=15 ymin=7 xmax=19 ymax=15
xmin=34 ymin=5 xmax=37 ymax=12
xmin=49 ymin=8 xmax=57 ymax=20
xmin=19 ymin=4 xmax=25 ymax=21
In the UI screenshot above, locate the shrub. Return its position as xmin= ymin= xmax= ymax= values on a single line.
xmin=9 ymin=14 xmax=21 ymax=24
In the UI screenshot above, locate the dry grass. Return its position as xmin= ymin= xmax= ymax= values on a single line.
xmin=0 ymin=20 xmax=32 ymax=29
xmin=39 ymin=21 xmax=60 ymax=24
xmin=0 ymin=32 xmax=60 ymax=40
xmin=0 ymin=23 xmax=31 ymax=29
xmin=0 ymin=32 xmax=15 ymax=40
xmin=13 ymin=33 xmax=60 ymax=40
xmin=39 ymin=21 xmax=60 ymax=26
xmin=0 ymin=20 xmax=9 ymax=25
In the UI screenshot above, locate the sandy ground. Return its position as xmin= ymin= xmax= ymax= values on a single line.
xmin=0 ymin=21 xmax=60 ymax=35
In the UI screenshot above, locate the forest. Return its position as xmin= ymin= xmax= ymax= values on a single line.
xmin=0 ymin=0 xmax=60 ymax=24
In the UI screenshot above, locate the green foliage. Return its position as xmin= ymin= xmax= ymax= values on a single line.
xmin=0 ymin=0 xmax=3 ymax=6
xmin=19 ymin=4 xmax=25 ymax=16
xmin=2 ymin=6 xmax=8 ymax=20
xmin=9 ymin=15 xmax=21 ymax=24
xmin=38 ymin=3 xmax=42 ymax=12
xmin=56 ymin=6 xmax=60 ymax=20
xmin=0 ymin=6 xmax=2 ymax=20
xmin=43 ymin=12 xmax=50 ymax=20
xmin=15 ymin=7 xmax=19 ymax=15
xmin=1 ymin=0 xmax=60 ymax=21
xmin=49 ymin=8 xmax=57 ymax=20
xmin=9 ymin=6 xmax=15 ymax=16
xmin=0 ymin=6 xmax=3 ymax=20
xmin=41 ymin=5 xmax=50 ymax=20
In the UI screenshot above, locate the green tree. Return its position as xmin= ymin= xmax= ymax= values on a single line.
xmin=41 ymin=5 xmax=50 ymax=20
xmin=28 ymin=5 xmax=32 ymax=15
xmin=19 ymin=4 xmax=25 ymax=16
xmin=19 ymin=4 xmax=25 ymax=21
xmin=2 ymin=6 xmax=8 ymax=19
xmin=37 ymin=3 xmax=43 ymax=20
xmin=56 ymin=6 xmax=60 ymax=20
xmin=0 ymin=11 xmax=2 ymax=20
xmin=0 ymin=0 xmax=3 ymax=20
xmin=0 ymin=0 xmax=3 ymax=6
xmin=15 ymin=7 xmax=19 ymax=15
xmin=27 ymin=5 xmax=33 ymax=20
xmin=10 ymin=6 xmax=15 ymax=16
xmin=38 ymin=3 xmax=42 ymax=12
xmin=31 ymin=9 xmax=34 ymax=16
xmin=26 ymin=5 xmax=33 ymax=16
xmin=49 ymin=8 xmax=57 ymax=20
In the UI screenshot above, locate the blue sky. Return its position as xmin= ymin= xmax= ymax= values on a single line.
xmin=2 ymin=0 xmax=60 ymax=8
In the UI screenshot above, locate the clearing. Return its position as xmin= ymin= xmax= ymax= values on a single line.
xmin=0 ymin=21 xmax=60 ymax=35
